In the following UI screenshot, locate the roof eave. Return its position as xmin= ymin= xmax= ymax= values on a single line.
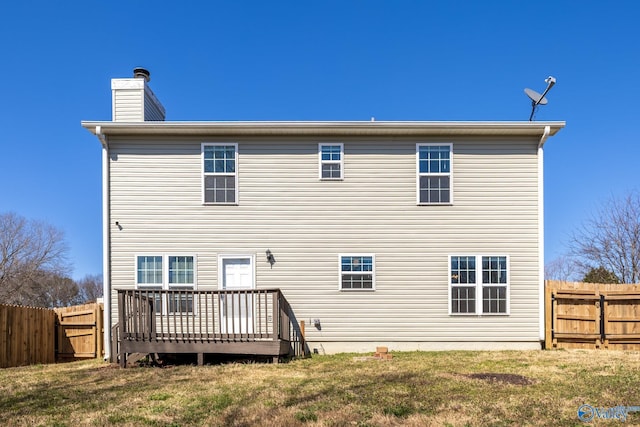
xmin=81 ymin=120 xmax=565 ymax=138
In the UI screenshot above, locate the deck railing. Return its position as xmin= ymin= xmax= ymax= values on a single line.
xmin=116 ymin=288 xmax=306 ymax=363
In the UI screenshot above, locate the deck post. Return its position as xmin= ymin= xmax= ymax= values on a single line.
xmin=118 ymin=291 xmax=126 ymax=366
xmin=197 ymin=353 xmax=204 ymax=366
xmin=272 ymin=291 xmax=279 ymax=340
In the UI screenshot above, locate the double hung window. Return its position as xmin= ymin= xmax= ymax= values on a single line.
xmin=319 ymin=143 xmax=343 ymax=180
xmin=136 ymin=255 xmax=196 ymax=313
xmin=450 ymin=255 xmax=508 ymax=314
xmin=340 ymin=255 xmax=375 ymax=290
xmin=417 ymin=144 xmax=452 ymax=204
xmin=203 ymin=143 xmax=237 ymax=204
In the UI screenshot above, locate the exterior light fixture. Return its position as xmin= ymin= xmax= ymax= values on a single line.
xmin=266 ymin=249 xmax=276 ymax=267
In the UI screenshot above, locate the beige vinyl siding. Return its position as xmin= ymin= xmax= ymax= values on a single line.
xmin=143 ymin=90 xmax=165 ymax=121
xmin=112 ymin=90 xmax=143 ymax=122
xmin=112 ymin=86 xmax=164 ymax=122
xmin=108 ymin=136 xmax=540 ymax=343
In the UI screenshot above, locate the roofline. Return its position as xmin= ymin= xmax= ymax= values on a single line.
xmin=82 ymin=120 xmax=565 ymax=138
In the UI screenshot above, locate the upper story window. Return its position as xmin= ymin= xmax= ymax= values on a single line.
xmin=449 ymin=255 xmax=509 ymax=315
xmin=340 ymin=254 xmax=375 ymax=290
xmin=417 ymin=144 xmax=452 ymax=205
xmin=319 ymin=143 xmax=343 ymax=180
xmin=203 ymin=143 xmax=238 ymax=204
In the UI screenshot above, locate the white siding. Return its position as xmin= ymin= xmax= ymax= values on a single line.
xmin=143 ymin=88 xmax=165 ymax=121
xmin=111 ymin=78 xmax=165 ymax=122
xmin=108 ymin=136 xmax=541 ymax=345
xmin=112 ymin=90 xmax=143 ymax=122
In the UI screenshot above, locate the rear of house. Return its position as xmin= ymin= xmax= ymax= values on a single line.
xmin=82 ymin=70 xmax=564 ymax=361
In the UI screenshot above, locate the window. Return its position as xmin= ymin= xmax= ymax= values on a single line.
xmin=482 ymin=256 xmax=508 ymax=314
xmin=169 ymin=256 xmax=194 ymax=285
xmin=319 ymin=143 xmax=343 ymax=180
xmin=136 ymin=255 xmax=196 ymax=313
xmin=450 ymin=256 xmax=476 ymax=314
xmin=203 ymin=143 xmax=237 ymax=204
xmin=137 ymin=256 xmax=163 ymax=285
xmin=449 ymin=255 xmax=508 ymax=315
xmin=340 ymin=255 xmax=374 ymax=290
xmin=417 ymin=144 xmax=452 ymax=204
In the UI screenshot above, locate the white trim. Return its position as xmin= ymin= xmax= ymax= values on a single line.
xmin=318 ymin=142 xmax=344 ymax=180
xmin=338 ymin=253 xmax=376 ymax=291
xmin=217 ymin=254 xmax=256 ymax=290
xmin=134 ymin=254 xmax=198 ymax=289
xmin=538 ymin=125 xmax=551 ymax=149
xmin=82 ymin=120 xmax=566 ymax=138
xmin=448 ymin=254 xmax=510 ymax=316
xmin=201 ymin=143 xmax=239 ymax=205
xmin=416 ymin=143 xmax=453 ymax=205
xmin=167 ymin=254 xmax=198 ymax=289
xmin=538 ymin=146 xmax=545 ymax=341
xmin=101 ymin=144 xmax=111 ymax=360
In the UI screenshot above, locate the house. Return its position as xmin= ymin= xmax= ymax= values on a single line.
xmin=82 ymin=69 xmax=564 ymax=365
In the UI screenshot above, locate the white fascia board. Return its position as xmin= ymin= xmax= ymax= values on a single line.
xmin=81 ymin=120 xmax=565 ymax=138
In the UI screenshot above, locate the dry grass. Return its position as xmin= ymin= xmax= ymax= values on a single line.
xmin=1 ymin=350 xmax=640 ymax=426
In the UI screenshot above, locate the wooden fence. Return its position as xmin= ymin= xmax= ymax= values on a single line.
xmin=0 ymin=304 xmax=56 ymax=368
xmin=0 ymin=302 xmax=103 ymax=368
xmin=545 ymin=280 xmax=640 ymax=350
xmin=55 ymin=303 xmax=103 ymax=360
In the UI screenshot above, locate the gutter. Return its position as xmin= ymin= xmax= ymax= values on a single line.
xmin=82 ymin=121 xmax=566 ymax=138
xmin=96 ymin=125 xmax=108 ymax=148
xmin=537 ymin=125 xmax=551 ymax=343
xmin=96 ymin=126 xmax=111 ymax=360
xmin=538 ymin=125 xmax=551 ymax=148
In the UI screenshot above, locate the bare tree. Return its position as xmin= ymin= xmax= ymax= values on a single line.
xmin=570 ymin=192 xmax=640 ymax=284
xmin=545 ymin=255 xmax=579 ymax=281
xmin=0 ymin=212 xmax=71 ymax=305
xmin=77 ymin=274 xmax=103 ymax=303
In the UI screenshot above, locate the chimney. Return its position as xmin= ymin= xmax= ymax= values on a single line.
xmin=111 ymin=67 xmax=166 ymax=122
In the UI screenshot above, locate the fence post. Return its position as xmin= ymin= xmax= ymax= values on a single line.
xmin=96 ymin=304 xmax=104 ymax=359
xmin=544 ymin=282 xmax=552 ymax=349
xmin=600 ymin=294 xmax=608 ymax=349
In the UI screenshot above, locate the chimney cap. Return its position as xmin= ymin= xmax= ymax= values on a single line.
xmin=133 ymin=67 xmax=150 ymax=82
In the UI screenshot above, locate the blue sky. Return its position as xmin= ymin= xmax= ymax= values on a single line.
xmin=1 ymin=1 xmax=639 ymax=279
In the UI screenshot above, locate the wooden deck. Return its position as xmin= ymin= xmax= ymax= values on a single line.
xmin=114 ymin=289 xmax=306 ymax=366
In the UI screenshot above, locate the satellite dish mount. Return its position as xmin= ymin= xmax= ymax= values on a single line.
xmin=524 ymin=76 xmax=556 ymax=121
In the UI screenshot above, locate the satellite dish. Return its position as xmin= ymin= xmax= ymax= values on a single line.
xmin=525 ymin=76 xmax=556 ymax=121
xmin=524 ymin=88 xmax=548 ymax=105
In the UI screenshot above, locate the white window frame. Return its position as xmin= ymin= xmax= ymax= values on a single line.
xmin=338 ymin=254 xmax=376 ymax=291
xmin=416 ymin=143 xmax=453 ymax=205
xmin=135 ymin=254 xmax=164 ymax=287
xmin=202 ymin=143 xmax=239 ymax=205
xmin=448 ymin=254 xmax=510 ymax=316
xmin=135 ymin=254 xmax=198 ymax=314
xmin=319 ymin=143 xmax=344 ymax=180
xmin=135 ymin=254 xmax=198 ymax=289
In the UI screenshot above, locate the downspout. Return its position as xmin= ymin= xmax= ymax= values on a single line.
xmin=96 ymin=126 xmax=112 ymax=360
xmin=538 ymin=125 xmax=550 ymax=344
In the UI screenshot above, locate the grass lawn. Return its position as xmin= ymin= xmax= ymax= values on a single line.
xmin=1 ymin=349 xmax=640 ymax=426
